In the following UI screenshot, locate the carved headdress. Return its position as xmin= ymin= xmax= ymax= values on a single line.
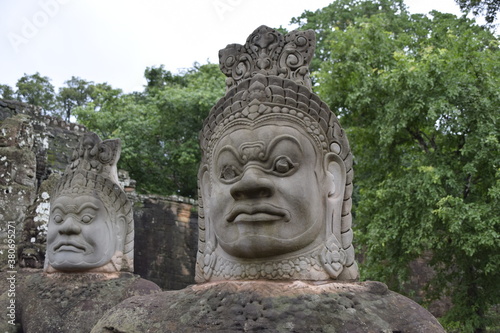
xmin=197 ymin=26 xmax=358 ymax=282
xmin=48 ymin=132 xmax=134 ymax=272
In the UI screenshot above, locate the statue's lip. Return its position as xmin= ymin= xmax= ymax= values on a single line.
xmin=53 ymin=241 xmax=86 ymax=253
xmin=226 ymin=204 xmax=290 ymax=223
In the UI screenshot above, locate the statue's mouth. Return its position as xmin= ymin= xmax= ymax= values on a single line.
xmin=226 ymin=204 xmax=290 ymax=223
xmin=54 ymin=242 xmax=86 ymax=253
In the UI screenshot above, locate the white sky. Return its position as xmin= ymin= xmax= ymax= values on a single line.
xmin=0 ymin=0 xmax=469 ymax=94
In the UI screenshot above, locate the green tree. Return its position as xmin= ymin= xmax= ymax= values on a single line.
xmin=455 ymin=0 xmax=500 ymax=23
xmin=57 ymin=76 xmax=93 ymax=121
xmin=86 ymin=82 xmax=123 ymax=112
xmin=73 ymin=87 xmax=124 ymax=138
xmin=15 ymin=73 xmax=56 ymax=115
xmin=291 ymin=0 xmax=408 ymax=72
xmin=295 ymin=1 xmax=499 ymax=331
xmin=144 ymin=64 xmax=186 ymax=91
xmin=75 ymin=63 xmax=225 ymax=197
xmin=0 ymin=84 xmax=15 ymax=99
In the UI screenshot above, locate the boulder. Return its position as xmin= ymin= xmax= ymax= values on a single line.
xmin=92 ymin=280 xmax=445 ymax=333
xmin=4 ymin=270 xmax=161 ymax=333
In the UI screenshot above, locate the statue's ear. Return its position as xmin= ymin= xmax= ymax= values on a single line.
xmin=114 ymin=215 xmax=127 ymax=248
xmin=323 ymin=153 xmax=346 ymax=201
xmin=198 ymin=164 xmax=211 ymax=211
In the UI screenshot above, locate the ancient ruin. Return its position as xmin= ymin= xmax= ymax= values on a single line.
xmin=0 ymin=131 xmax=161 ymax=333
xmin=45 ymin=132 xmax=134 ymax=273
xmin=196 ymin=25 xmax=357 ymax=282
xmin=0 ymin=99 xmax=198 ymax=289
xmin=91 ymin=26 xmax=445 ymax=332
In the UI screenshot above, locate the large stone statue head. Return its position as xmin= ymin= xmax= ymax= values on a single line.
xmin=45 ymin=132 xmax=134 ymax=273
xmin=196 ymin=26 xmax=358 ymax=282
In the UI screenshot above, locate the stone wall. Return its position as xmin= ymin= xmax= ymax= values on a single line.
xmin=133 ymin=194 xmax=198 ymax=290
xmin=0 ymin=100 xmax=198 ymax=290
xmin=0 ymin=100 xmax=85 ymax=270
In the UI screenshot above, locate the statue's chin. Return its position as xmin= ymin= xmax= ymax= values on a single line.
xmin=46 ymin=251 xmax=118 ymax=273
xmin=218 ymin=235 xmax=315 ymax=259
xmin=48 ymin=260 xmax=108 ymax=272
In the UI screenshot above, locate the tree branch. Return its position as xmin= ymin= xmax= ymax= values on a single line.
xmin=407 ymin=128 xmax=429 ymax=153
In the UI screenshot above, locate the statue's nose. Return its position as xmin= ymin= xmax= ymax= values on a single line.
xmin=230 ymin=167 xmax=275 ymax=200
xmin=58 ymin=216 xmax=82 ymax=235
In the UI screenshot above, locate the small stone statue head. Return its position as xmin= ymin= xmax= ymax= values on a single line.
xmin=196 ymin=26 xmax=358 ymax=282
xmin=45 ymin=132 xmax=134 ymax=273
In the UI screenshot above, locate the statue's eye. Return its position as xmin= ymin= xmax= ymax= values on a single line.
xmin=220 ymin=165 xmax=239 ymax=180
xmin=273 ymin=156 xmax=294 ymax=174
xmin=81 ymin=215 xmax=94 ymax=224
xmin=53 ymin=215 xmax=63 ymax=224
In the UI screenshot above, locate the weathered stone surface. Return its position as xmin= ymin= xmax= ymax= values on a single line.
xmin=197 ymin=25 xmax=357 ymax=283
xmin=19 ymin=173 xmax=60 ymax=269
xmin=0 ymin=114 xmax=38 ymax=271
xmin=133 ymin=196 xmax=198 ymax=290
xmin=219 ymin=25 xmax=315 ymax=91
xmin=0 ymin=114 xmax=34 ymax=149
xmin=129 ymin=24 xmax=443 ymax=332
xmin=0 ymin=269 xmax=160 ymax=333
xmin=1 ymin=99 xmax=198 ymax=291
xmin=0 ymin=99 xmax=41 ymax=121
xmin=45 ymin=132 xmax=135 ymax=273
xmin=0 ymin=100 xmax=86 ymax=271
xmin=0 ymin=147 xmax=36 ymax=187
xmin=91 ymin=280 xmax=445 ymax=333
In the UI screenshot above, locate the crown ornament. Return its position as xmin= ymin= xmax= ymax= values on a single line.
xmin=219 ymin=25 xmax=315 ymax=91
xmin=197 ymin=26 xmax=358 ymax=282
xmin=67 ymin=132 xmax=121 ymax=183
xmin=50 ymin=132 xmax=134 ymax=272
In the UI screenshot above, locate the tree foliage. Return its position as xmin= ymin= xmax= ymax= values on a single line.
xmin=291 ymin=0 xmax=408 ymax=73
xmin=295 ymin=1 xmax=499 ymax=331
xmin=15 ymin=72 xmax=56 ymax=115
xmin=57 ymin=76 xmax=93 ymax=121
xmin=144 ymin=64 xmax=186 ymax=91
xmin=0 ymin=84 xmax=15 ymax=100
xmin=3 ymin=2 xmax=499 ymax=328
xmin=455 ymin=0 xmax=500 ymax=24
xmin=57 ymin=77 xmax=123 ymax=121
xmin=1 ymin=65 xmax=223 ymax=196
xmin=74 ymin=63 xmax=225 ymax=197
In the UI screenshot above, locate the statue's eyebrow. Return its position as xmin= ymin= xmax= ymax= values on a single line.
xmin=51 ymin=202 xmax=99 ymax=214
xmin=217 ymin=145 xmax=245 ymax=164
xmin=266 ymin=134 xmax=303 ymax=156
xmin=217 ymin=134 xmax=303 ymax=164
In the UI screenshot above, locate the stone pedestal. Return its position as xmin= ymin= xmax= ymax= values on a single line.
xmin=91 ymin=280 xmax=445 ymax=332
xmin=1 ymin=270 xmax=160 ymax=333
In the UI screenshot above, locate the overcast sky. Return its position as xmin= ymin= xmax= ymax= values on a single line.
xmin=0 ymin=0 xmax=470 ymax=94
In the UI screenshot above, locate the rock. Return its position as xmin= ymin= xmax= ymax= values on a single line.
xmin=0 ymin=99 xmax=199 ymax=290
xmin=3 ymin=270 xmax=161 ymax=333
xmin=91 ymin=280 xmax=445 ymax=333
